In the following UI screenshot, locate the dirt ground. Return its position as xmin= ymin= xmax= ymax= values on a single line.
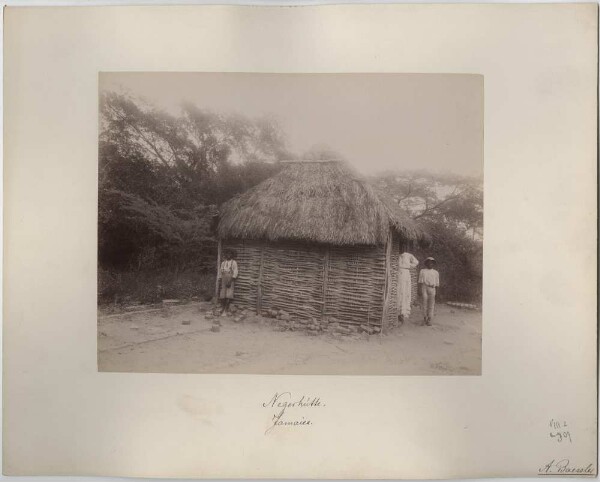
xmin=98 ymin=302 xmax=481 ymax=375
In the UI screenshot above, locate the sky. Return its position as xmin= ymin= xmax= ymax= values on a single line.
xmin=100 ymin=73 xmax=483 ymax=177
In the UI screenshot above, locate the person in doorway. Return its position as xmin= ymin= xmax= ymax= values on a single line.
xmin=218 ymin=249 xmax=238 ymax=314
xmin=397 ymin=251 xmax=419 ymax=324
xmin=418 ymin=257 xmax=439 ymax=326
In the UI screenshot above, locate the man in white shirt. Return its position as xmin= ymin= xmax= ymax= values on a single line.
xmin=397 ymin=251 xmax=419 ymax=324
xmin=418 ymin=257 xmax=439 ymax=326
xmin=218 ymin=250 xmax=239 ymax=313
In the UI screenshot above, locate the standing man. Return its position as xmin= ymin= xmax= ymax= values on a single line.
xmin=397 ymin=251 xmax=419 ymax=324
xmin=218 ymin=249 xmax=238 ymax=314
xmin=418 ymin=257 xmax=439 ymax=326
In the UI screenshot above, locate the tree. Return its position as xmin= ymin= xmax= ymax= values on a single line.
xmin=374 ymin=170 xmax=483 ymax=239
xmin=99 ymin=92 xmax=288 ymax=274
xmin=373 ymin=170 xmax=483 ymax=302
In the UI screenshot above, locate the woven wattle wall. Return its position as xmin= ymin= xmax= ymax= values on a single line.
xmin=224 ymin=240 xmax=262 ymax=311
xmin=384 ymin=233 xmax=401 ymax=329
xmin=261 ymin=242 xmax=325 ymax=320
xmin=324 ymin=245 xmax=386 ymax=326
xmin=222 ymin=239 xmax=388 ymax=327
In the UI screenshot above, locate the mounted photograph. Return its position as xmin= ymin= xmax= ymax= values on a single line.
xmin=97 ymin=73 xmax=483 ymax=375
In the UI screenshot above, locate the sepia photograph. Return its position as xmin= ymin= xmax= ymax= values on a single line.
xmin=5 ymin=5 xmax=596 ymax=477
xmin=97 ymin=73 xmax=483 ymax=375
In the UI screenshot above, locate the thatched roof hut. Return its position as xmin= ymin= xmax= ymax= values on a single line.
xmin=219 ymin=160 xmax=422 ymax=246
xmin=217 ymin=160 xmax=425 ymax=331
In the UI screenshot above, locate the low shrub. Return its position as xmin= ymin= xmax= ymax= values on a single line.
xmin=98 ymin=267 xmax=216 ymax=306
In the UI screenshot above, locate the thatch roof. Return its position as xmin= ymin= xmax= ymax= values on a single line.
xmin=218 ymin=160 xmax=426 ymax=246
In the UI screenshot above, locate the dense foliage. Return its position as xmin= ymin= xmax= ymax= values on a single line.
xmin=98 ymin=92 xmax=288 ymax=303
xmin=99 ymin=92 xmax=483 ymax=305
xmin=373 ymin=170 xmax=483 ymax=302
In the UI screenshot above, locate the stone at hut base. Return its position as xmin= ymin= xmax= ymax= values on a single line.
xmin=210 ymin=325 xmax=220 ymax=333
xmin=181 ymin=320 xmax=191 ymax=325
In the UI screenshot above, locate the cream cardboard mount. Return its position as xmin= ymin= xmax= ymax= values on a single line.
xmin=3 ymin=3 xmax=598 ymax=479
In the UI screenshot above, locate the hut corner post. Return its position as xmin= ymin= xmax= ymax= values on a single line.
xmin=214 ymin=239 xmax=222 ymax=305
xmin=381 ymin=231 xmax=394 ymax=334
xmin=321 ymin=246 xmax=330 ymax=320
xmin=256 ymin=245 xmax=265 ymax=315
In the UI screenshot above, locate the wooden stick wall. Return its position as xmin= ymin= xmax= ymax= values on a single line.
xmin=223 ymin=238 xmax=397 ymax=327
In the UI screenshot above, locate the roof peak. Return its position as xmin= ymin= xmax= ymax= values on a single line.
xmin=218 ymin=158 xmax=425 ymax=246
xmin=279 ymin=159 xmax=343 ymax=164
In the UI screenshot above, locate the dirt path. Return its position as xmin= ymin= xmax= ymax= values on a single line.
xmin=98 ymin=303 xmax=481 ymax=375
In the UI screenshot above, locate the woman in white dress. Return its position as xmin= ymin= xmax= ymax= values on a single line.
xmin=397 ymin=251 xmax=419 ymax=323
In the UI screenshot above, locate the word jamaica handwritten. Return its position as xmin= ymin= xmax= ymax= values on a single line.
xmin=262 ymin=392 xmax=324 ymax=435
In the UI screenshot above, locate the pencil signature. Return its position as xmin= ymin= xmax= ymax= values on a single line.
xmin=539 ymin=459 xmax=595 ymax=475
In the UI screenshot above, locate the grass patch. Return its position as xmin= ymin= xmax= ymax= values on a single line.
xmin=99 ymin=268 xmax=216 ymax=306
